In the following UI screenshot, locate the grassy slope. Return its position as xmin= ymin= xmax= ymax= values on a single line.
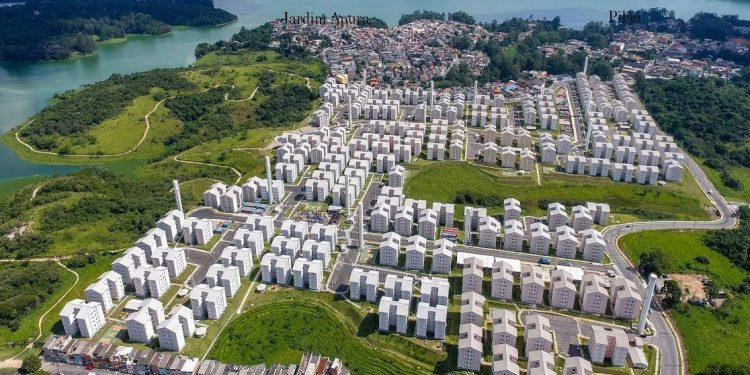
xmin=619 ymin=230 xmax=746 ymax=287
xmin=404 ymin=160 xmax=710 ymax=220
xmin=619 ymin=230 xmax=749 ymax=373
xmin=209 ymin=289 xmax=443 ymax=375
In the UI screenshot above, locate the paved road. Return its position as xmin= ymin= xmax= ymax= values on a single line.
xmin=601 ymin=149 xmax=737 ymax=375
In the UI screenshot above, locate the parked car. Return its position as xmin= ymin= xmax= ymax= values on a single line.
xmin=538 ymin=257 xmax=551 ymax=265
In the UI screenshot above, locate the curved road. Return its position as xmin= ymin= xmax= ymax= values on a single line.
xmin=602 ymin=151 xmax=737 ymax=375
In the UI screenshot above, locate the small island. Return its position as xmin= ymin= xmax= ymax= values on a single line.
xmin=0 ymin=0 xmax=237 ymax=62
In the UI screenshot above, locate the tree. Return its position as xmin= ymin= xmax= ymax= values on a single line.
xmin=661 ymin=280 xmax=683 ymax=308
xmin=638 ymin=249 xmax=670 ymax=276
xmin=21 ymin=355 xmax=41 ymax=374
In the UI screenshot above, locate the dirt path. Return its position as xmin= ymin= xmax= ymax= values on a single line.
xmin=1 ymin=261 xmax=79 ymax=366
xmin=173 ymin=153 xmax=243 ymax=185
xmin=14 ymin=98 xmax=168 ymax=158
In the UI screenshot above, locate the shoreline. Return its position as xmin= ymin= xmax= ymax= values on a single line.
xmin=0 ymin=17 xmax=238 ymax=64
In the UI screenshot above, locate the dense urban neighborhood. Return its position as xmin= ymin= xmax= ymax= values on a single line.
xmin=3 ymin=4 xmax=750 ymax=375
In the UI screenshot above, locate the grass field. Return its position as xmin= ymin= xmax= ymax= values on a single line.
xmin=404 ymin=160 xmax=710 ymax=220
xmin=619 ymin=229 xmax=750 ymax=373
xmin=671 ymin=298 xmax=750 ymax=373
xmin=209 ymin=289 xmax=444 ymax=374
xmin=701 ymin=160 xmax=750 ymax=203
xmin=0 ymin=176 xmax=44 ymax=202
xmin=619 ymin=230 xmax=747 ymax=288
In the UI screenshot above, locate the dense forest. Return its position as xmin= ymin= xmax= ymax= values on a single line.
xmin=0 ymin=169 xmax=173 ymax=259
xmin=255 ymin=84 xmax=319 ymax=125
xmin=19 ymin=69 xmax=194 ymax=153
xmin=704 ymin=206 xmax=750 ymax=273
xmin=0 ymin=0 xmax=236 ymax=61
xmin=635 ymin=73 xmax=750 ymax=190
xmin=0 ymin=262 xmax=63 ymax=331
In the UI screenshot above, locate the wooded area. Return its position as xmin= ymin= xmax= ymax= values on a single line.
xmin=0 ymin=0 xmax=236 ymax=61
xmin=635 ymin=73 xmax=750 ymax=190
xmin=0 ymin=262 xmax=63 ymax=331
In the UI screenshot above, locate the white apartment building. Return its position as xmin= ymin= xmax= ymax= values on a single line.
xmin=581 ymin=273 xmax=609 ymax=315
xmin=292 ymin=258 xmax=324 ymax=291
xmin=219 ymin=246 xmax=253 ymax=277
xmin=405 ymin=235 xmax=427 ymax=271
xmin=431 ymin=239 xmax=453 ymax=274
xmin=260 ymin=253 xmax=292 ymax=285
xmin=550 ymin=269 xmax=577 ymax=310
xmin=589 ymin=325 xmax=629 ymax=366
xmin=384 ymin=274 xmax=413 ymax=302
xmin=206 ymin=264 xmax=241 ymax=298
xmin=379 ymin=232 xmax=401 ymax=267
xmin=190 ymin=284 xmax=227 ymax=320
xmin=378 ymin=296 xmax=409 ymax=334
xmin=491 ymin=260 xmax=515 ymax=301
xmin=491 ymin=308 xmax=517 ymax=346
xmin=462 ymin=257 xmax=484 ymax=294
xmin=521 ymin=265 xmax=545 ymax=305
xmin=60 ymin=299 xmax=105 ymax=338
xmin=132 ymin=265 xmax=170 ymax=299
xmin=415 ymin=302 xmax=448 ymax=339
xmin=524 ymin=314 xmax=553 ymax=356
xmin=126 ymin=299 xmax=164 ymax=344
xmin=232 ymin=228 xmax=264 ymax=258
xmin=457 ymin=323 xmax=483 ymax=372
xmin=349 ymin=268 xmax=379 ymax=302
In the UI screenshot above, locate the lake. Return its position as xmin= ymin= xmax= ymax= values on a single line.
xmin=2 ymin=0 xmax=750 ymax=181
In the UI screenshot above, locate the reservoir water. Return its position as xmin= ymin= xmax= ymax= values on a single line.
xmin=2 ymin=0 xmax=750 ymax=181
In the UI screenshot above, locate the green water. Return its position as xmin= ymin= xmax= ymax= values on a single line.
xmin=2 ymin=0 xmax=750 ymax=181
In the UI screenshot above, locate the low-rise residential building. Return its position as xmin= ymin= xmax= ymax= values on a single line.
xmin=555 ymin=226 xmax=579 ymax=258
xmin=564 ymin=356 xmax=593 ymax=375
xmin=491 ymin=260 xmax=515 ymax=301
xmin=292 ymin=258 xmax=324 ymax=291
xmin=206 ymin=264 xmax=241 ymax=298
xmin=132 ymin=265 xmax=170 ymax=299
xmin=457 ymin=323 xmax=484 ymax=372
xmin=384 ymin=274 xmax=414 ymax=301
xmin=491 ymin=308 xmax=517 ymax=346
xmin=529 ymin=222 xmax=551 ymax=255
xmin=150 ymin=248 xmax=187 ymax=279
xmin=550 ymin=269 xmax=577 ymax=310
xmin=378 ymin=296 xmax=409 ymax=334
xmin=157 ymin=305 xmax=196 ymax=351
xmin=503 ymin=219 xmax=525 ymax=251
xmin=126 ymin=299 xmax=164 ymax=344
xmin=232 ymin=228 xmax=264 ymax=258
xmin=462 ymin=257 xmax=484 ymax=294
xmin=301 ymin=239 xmax=332 ymax=268
xmin=521 ymin=265 xmax=545 ymax=305
xmin=589 ymin=325 xmax=629 ymax=366
xmin=415 ymin=302 xmax=448 ymax=340
xmin=379 ymin=232 xmax=402 ymax=267
xmin=349 ymin=268 xmax=379 ymax=302
xmin=260 ymin=253 xmax=292 ymax=285
xmin=420 ymin=277 xmax=450 ymax=307
xmin=547 ymin=202 xmax=568 ymax=230
xmin=60 ymin=299 xmax=106 ymax=338
xmin=527 ymin=350 xmax=556 ymax=375
xmin=431 ymin=239 xmax=453 ymax=274
xmin=581 ymin=273 xmax=609 ymax=315
xmin=405 ymin=235 xmax=428 ymax=270
xmin=181 ymin=218 xmax=214 ymax=246
xmin=611 ymin=277 xmax=643 ymax=320
xmin=478 ymin=216 xmax=500 ymax=248
xmin=524 ymin=314 xmax=553 ymax=356
xmin=219 ymin=246 xmax=253 ymax=277
xmin=581 ymin=229 xmax=606 ymax=263
xmin=460 ymin=291 xmax=486 ymax=326
xmin=190 ymin=284 xmax=227 ymax=320
xmin=492 ymin=343 xmax=520 ymax=375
